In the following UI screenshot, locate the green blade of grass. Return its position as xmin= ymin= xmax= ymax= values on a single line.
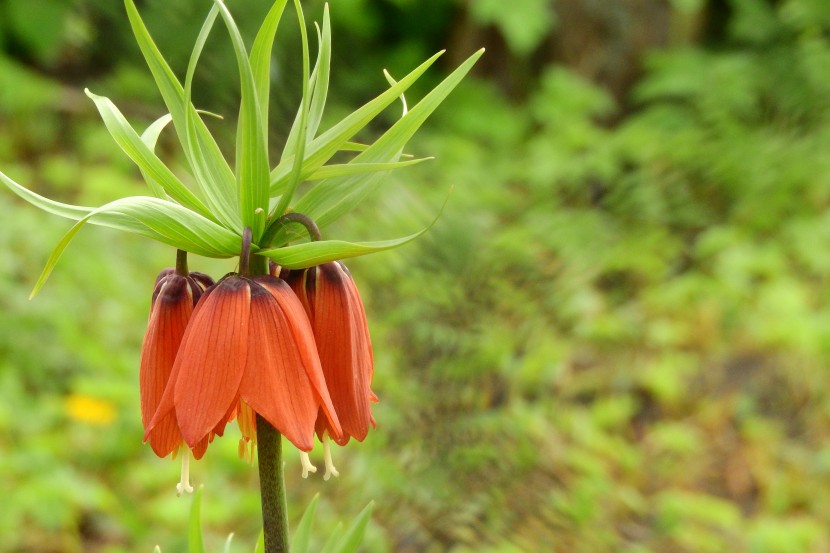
xmin=332 ymin=502 xmax=374 ymax=553
xmin=188 ymin=487 xmax=206 ymax=553
xmin=290 ymin=494 xmax=320 ymax=553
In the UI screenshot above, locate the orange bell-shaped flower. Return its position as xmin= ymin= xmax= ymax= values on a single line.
xmin=140 ymin=261 xmax=213 ymax=459
xmin=145 ymin=273 xmax=342 ymax=454
xmin=280 ymin=262 xmax=377 ymax=446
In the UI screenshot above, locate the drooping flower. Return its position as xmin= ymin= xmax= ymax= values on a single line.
xmin=278 ymin=261 xmax=376 ymax=477
xmin=145 ymin=272 xmax=342 ymax=461
xmin=140 ymin=263 xmax=214 ymax=460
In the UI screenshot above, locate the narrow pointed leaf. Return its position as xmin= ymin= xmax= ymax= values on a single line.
xmin=307 ymin=7 xmax=331 ymax=140
xmin=85 ymin=89 xmax=213 ymax=218
xmin=273 ymin=0 xmax=312 ymax=218
xmin=282 ymin=5 xmax=330 ymax=157
xmin=125 ymin=0 xmax=240 ymax=229
xmin=182 ymin=5 xmax=243 ymax=231
xmin=332 ymin=501 xmax=374 ymax=553
xmin=139 ymin=114 xmax=173 ymax=198
xmin=250 ymin=0 xmax=289 ymax=137
xmin=1 ymin=169 xmax=198 ymax=242
xmin=290 ymin=494 xmax=320 ymax=553
xmin=269 ymin=50 xmax=445 ymax=195
xmin=213 ymin=0 xmax=270 ymax=238
xmin=383 ymin=69 xmax=408 ymax=116
xmin=307 ymin=158 xmax=430 ymax=181
xmin=269 ymin=49 xmax=482 ymax=244
xmin=254 ymin=531 xmax=265 ymax=553
xmin=29 ymin=195 xmax=241 ymax=297
xmin=188 ymin=487 xmax=206 ymax=553
xmin=222 ymin=534 xmax=235 ymax=553
xmin=257 ymin=227 xmax=431 ymax=269
xmin=319 ymin=522 xmax=345 ymax=553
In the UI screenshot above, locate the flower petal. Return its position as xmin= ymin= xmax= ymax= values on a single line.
xmin=173 ymin=276 xmax=251 ymax=447
xmin=140 ymin=275 xmax=192 ymax=456
xmin=312 ymin=263 xmax=374 ymax=444
xmin=253 ymin=275 xmax=342 ymax=442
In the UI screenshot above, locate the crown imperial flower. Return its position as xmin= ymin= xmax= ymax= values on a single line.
xmin=145 ymin=270 xmax=342 ymax=459
xmin=140 ymin=255 xmax=214 ymax=459
xmin=282 ymin=262 xmax=376 ymax=446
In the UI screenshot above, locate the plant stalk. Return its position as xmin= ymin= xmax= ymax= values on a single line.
xmin=257 ymin=414 xmax=290 ymax=553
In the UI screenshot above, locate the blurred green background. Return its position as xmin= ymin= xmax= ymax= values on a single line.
xmin=3 ymin=0 xmax=830 ymax=551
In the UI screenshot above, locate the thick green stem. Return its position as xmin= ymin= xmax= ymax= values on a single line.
xmin=175 ymin=249 xmax=188 ymax=276
xmin=257 ymin=414 xmax=290 ymax=553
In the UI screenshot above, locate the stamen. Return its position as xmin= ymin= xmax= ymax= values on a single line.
xmin=323 ymin=436 xmax=339 ymax=481
xmin=176 ymin=450 xmax=194 ymax=496
xmin=300 ymin=451 xmax=317 ymax=479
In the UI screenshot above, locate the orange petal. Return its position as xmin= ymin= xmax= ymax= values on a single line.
xmin=253 ymin=276 xmax=342 ymax=442
xmin=140 ymin=276 xmax=192 ymax=456
xmin=241 ymin=281 xmax=320 ymax=450
xmin=313 ymin=263 xmax=374 ymax=442
xmin=173 ymin=276 xmax=251 ymax=448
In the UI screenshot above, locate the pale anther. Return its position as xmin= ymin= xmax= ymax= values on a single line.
xmin=176 ymin=450 xmax=194 ymax=496
xmin=300 ymin=451 xmax=318 ymax=479
xmin=323 ymin=437 xmax=339 ymax=481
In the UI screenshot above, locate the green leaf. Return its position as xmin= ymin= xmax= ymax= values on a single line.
xmin=269 ymin=50 xmax=445 ymax=195
xmin=85 ymin=89 xmax=213 ymax=219
xmin=332 ymin=501 xmax=374 ymax=553
xmin=2 ymin=168 xmax=93 ymax=220
xmin=290 ymin=494 xmax=320 ymax=553
xmin=222 ymin=533 xmax=235 ymax=553
xmin=249 ymin=0 xmax=288 ymax=138
xmin=270 ymin=49 xmax=482 ymax=245
xmin=307 ymin=8 xmax=331 ymax=141
xmin=272 ymin=0 xmax=312 ymax=219
xmin=125 ymin=0 xmax=240 ymax=230
xmin=383 ymin=69 xmax=409 ymax=116
xmin=1 ymin=168 xmax=170 ymax=239
xmin=29 ymin=196 xmax=241 ymax=297
xmin=282 ymin=4 xmax=330 ymax=156
xmin=257 ymin=219 xmax=438 ymax=268
xmin=139 ymin=113 xmax=173 ymax=198
xmin=213 ymin=0 xmax=270 ymax=239
xmin=319 ymin=522 xmax=344 ymax=553
xmin=254 ymin=531 xmax=264 ymax=553
xmin=306 ymin=158 xmax=431 ymax=181
xmin=188 ymin=487 xmax=206 ymax=553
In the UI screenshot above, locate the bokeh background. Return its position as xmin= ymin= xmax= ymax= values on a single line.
xmin=3 ymin=0 xmax=830 ymax=551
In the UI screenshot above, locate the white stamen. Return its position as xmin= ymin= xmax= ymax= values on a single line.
xmin=323 ymin=438 xmax=339 ymax=481
xmin=300 ymin=451 xmax=318 ymax=479
xmin=176 ymin=450 xmax=194 ymax=496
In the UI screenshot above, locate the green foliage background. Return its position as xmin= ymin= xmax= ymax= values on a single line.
xmin=3 ymin=0 xmax=830 ymax=551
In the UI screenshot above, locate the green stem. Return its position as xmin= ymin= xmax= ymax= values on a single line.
xmin=260 ymin=212 xmax=322 ymax=247
xmin=175 ymin=249 xmax=188 ymax=276
xmin=257 ymin=414 xmax=290 ymax=553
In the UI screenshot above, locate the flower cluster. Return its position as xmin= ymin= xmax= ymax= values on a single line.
xmin=140 ymin=237 xmax=375 ymax=493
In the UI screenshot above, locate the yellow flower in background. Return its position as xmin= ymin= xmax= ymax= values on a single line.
xmin=65 ymin=394 xmax=116 ymax=426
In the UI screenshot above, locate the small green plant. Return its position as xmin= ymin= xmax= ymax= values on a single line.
xmin=0 ymin=0 xmax=481 ymax=550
